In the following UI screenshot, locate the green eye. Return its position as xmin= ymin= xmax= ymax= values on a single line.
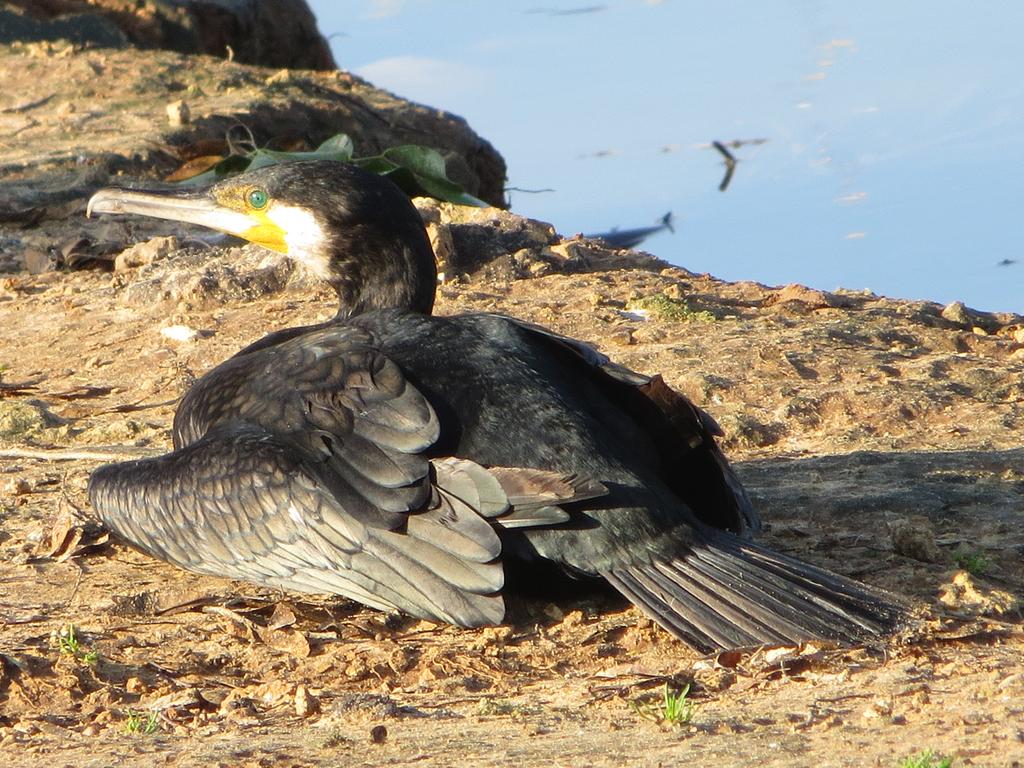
xmin=247 ymin=189 xmax=268 ymax=209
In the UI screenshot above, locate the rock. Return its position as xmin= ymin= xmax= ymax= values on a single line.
xmin=329 ymin=693 xmax=402 ymax=720
xmin=766 ymin=284 xmax=836 ymax=310
xmin=4 ymin=478 xmax=32 ymax=496
xmin=718 ymin=414 xmax=785 ymax=449
xmin=119 ymin=246 xmax=299 ymax=307
xmin=114 ymin=236 xmax=180 ymax=272
xmin=6 ymin=0 xmax=335 ymax=70
xmin=0 ymin=44 xmax=507 ymax=233
xmin=941 ymin=300 xmax=1001 ymax=332
xmin=695 ymin=668 xmax=736 ymax=693
xmin=939 ymin=571 xmax=1020 ymax=616
xmin=0 ymin=401 xmax=48 ymax=439
xmin=632 ymin=325 xmax=667 ymax=344
xmin=294 ymin=685 xmax=319 ymax=718
xmin=265 ymin=69 xmax=293 ymax=86
xmin=663 ymin=282 xmax=688 ymax=300
xmin=545 ymin=241 xmax=590 ymax=269
xmin=160 ymin=324 xmax=199 ymax=343
xmin=941 ymin=301 xmax=972 ymax=325
xmin=861 ymin=698 xmax=893 ymax=719
xmin=419 ymin=221 xmax=638 ymax=283
xmin=609 ymin=328 xmax=635 ymax=346
xmin=0 ymin=4 xmax=126 ymax=48
xmin=415 ymin=200 xmax=457 ymax=280
xmin=22 ymin=248 xmax=59 ymax=274
xmin=527 ymin=260 xmax=552 ymax=277
xmin=165 ymin=100 xmax=190 ymax=127
xmin=888 ymin=515 xmax=943 ymax=563
xmin=542 ymin=604 xmax=564 ymax=622
xmin=438 ymin=204 xmax=558 ymax=275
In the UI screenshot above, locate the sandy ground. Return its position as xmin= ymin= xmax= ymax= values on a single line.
xmin=1 ymin=240 xmax=1023 ymax=767
xmin=2 ymin=30 xmax=1021 ymax=768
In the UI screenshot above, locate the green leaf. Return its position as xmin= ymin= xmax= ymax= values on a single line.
xmin=315 ymin=133 xmax=355 ymax=159
xmin=245 ymin=136 xmax=355 ymax=171
xmin=382 ymin=145 xmax=487 ymax=206
xmin=177 ymin=154 xmax=252 ymax=186
xmin=354 ymin=146 xmax=487 ymax=206
xmin=352 ymin=156 xmax=401 ymax=175
xmin=173 ymin=132 xmax=485 ymax=207
xmin=190 ymin=133 xmax=354 ymax=178
xmin=382 ymin=145 xmax=449 ymax=181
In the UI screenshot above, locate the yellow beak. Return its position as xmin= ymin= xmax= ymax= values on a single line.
xmin=87 ymin=188 xmax=288 ymax=254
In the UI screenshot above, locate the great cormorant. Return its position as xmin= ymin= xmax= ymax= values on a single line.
xmin=86 ymin=160 xmax=904 ymax=650
xmin=587 ymin=212 xmax=674 ymax=250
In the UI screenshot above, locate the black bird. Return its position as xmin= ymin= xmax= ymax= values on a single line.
xmin=86 ymin=161 xmax=904 ymax=650
xmin=586 ymin=212 xmax=675 ymax=250
xmin=711 ymin=141 xmax=738 ymax=192
xmin=708 ymin=138 xmax=769 ymax=192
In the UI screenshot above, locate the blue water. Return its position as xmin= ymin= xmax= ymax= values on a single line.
xmin=310 ymin=1 xmax=1024 ymax=313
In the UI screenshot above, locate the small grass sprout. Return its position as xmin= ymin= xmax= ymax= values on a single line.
xmin=55 ymin=624 xmax=83 ymax=656
xmin=626 ymin=294 xmax=716 ymax=323
xmin=53 ymin=624 xmax=100 ymax=666
xmin=319 ymin=729 xmax=352 ymax=749
xmin=475 ymin=698 xmax=540 ymax=718
xmin=899 ymin=749 xmax=953 ymax=768
xmin=953 ymin=550 xmax=991 ymax=576
xmin=124 ymin=709 xmax=160 ymax=735
xmin=631 ymin=682 xmax=695 ymax=726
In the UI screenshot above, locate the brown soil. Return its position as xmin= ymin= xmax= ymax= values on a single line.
xmin=2 ymin=232 xmax=1023 ymax=766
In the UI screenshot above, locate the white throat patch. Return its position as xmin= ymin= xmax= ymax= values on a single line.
xmin=267 ymin=203 xmax=332 ymax=279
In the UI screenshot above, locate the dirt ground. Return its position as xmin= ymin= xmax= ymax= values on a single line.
xmin=1 ymin=231 xmax=1023 ymax=768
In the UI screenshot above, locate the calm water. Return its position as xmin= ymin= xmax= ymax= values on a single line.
xmin=312 ymin=1 xmax=1024 ymax=313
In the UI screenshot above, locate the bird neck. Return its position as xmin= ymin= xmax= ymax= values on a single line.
xmin=328 ymin=222 xmax=437 ymax=319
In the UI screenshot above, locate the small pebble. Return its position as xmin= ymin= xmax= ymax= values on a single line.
xmin=4 ymin=477 xmax=32 ymax=495
xmin=166 ymin=100 xmax=190 ymax=126
xmin=609 ymin=328 xmax=635 ymax=346
xmin=294 ymin=685 xmax=319 ymax=718
xmin=370 ymin=724 xmax=387 ymax=744
xmin=160 ymin=325 xmax=198 ymax=343
xmin=265 ymin=69 xmax=292 ymax=85
xmin=941 ymin=300 xmax=972 ymax=325
xmin=862 ymin=698 xmax=893 ymax=719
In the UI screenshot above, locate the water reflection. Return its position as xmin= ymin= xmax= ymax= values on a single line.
xmin=319 ymin=1 xmax=1024 ymax=313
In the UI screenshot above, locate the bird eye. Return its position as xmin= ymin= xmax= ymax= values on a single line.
xmin=247 ymin=189 xmax=268 ymax=209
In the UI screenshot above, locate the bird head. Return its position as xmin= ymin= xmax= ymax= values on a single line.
xmin=87 ymin=160 xmax=437 ymax=316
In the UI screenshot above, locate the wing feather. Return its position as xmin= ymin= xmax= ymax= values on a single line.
xmin=91 ymin=426 xmax=508 ymax=626
xmin=91 ymin=322 xmax=608 ymax=628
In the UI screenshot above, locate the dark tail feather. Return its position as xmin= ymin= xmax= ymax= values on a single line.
xmin=605 ymin=530 xmax=907 ymax=652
